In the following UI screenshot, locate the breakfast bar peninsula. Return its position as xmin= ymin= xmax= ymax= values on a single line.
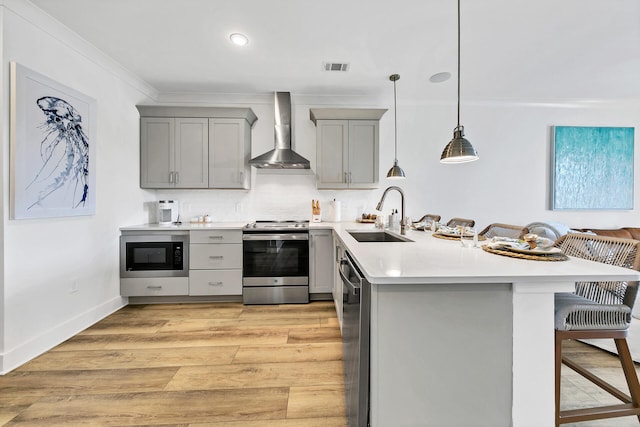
xmin=328 ymin=222 xmax=640 ymax=427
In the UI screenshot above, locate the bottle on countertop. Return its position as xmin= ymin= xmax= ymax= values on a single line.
xmin=389 ymin=209 xmax=398 ymax=231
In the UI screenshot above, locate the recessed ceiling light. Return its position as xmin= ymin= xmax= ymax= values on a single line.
xmin=429 ymin=72 xmax=451 ymax=83
xmin=229 ymin=33 xmax=249 ymax=46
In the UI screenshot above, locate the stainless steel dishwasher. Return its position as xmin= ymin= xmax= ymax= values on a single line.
xmin=339 ymin=250 xmax=370 ymax=427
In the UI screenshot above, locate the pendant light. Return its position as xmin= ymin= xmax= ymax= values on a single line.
xmin=387 ymin=73 xmax=406 ymax=178
xmin=440 ymin=0 xmax=479 ymax=164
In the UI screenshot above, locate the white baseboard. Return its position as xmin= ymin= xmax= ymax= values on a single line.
xmin=0 ymin=296 xmax=127 ymax=374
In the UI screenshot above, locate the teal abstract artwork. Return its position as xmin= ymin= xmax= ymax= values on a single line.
xmin=552 ymin=126 xmax=634 ymax=210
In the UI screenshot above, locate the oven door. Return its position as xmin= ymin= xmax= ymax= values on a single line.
xmin=120 ymin=233 xmax=189 ymax=278
xmin=242 ymin=233 xmax=309 ymax=286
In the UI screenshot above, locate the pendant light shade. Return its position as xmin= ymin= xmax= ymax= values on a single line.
xmin=387 ymin=74 xmax=406 ymax=178
xmin=440 ymin=125 xmax=478 ymax=163
xmin=440 ymin=0 xmax=479 ymax=164
xmin=387 ymin=160 xmax=406 ymax=178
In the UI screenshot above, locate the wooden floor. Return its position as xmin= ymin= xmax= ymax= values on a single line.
xmin=0 ymin=301 xmax=345 ymax=426
xmin=1 ymin=301 xmax=640 ymax=426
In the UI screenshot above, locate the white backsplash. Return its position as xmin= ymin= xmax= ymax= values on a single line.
xmin=152 ymin=171 xmax=384 ymax=224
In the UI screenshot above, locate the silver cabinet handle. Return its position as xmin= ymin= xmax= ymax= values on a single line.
xmin=169 ymin=172 xmax=174 ymax=183
xmin=208 ymin=236 xmax=224 ymax=240
xmin=349 ymin=172 xmax=352 ymax=183
xmin=208 ymin=281 xmax=223 ymax=286
xmin=147 ymin=285 xmax=162 ymax=289
xmin=239 ymin=171 xmax=244 ymax=183
xmin=175 ymin=171 xmax=179 ymax=184
xmin=209 ymin=255 xmax=224 ymax=259
xmin=344 ymin=172 xmax=348 ymax=183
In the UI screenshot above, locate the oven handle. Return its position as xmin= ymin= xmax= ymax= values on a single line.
xmin=242 ymin=234 xmax=309 ymax=241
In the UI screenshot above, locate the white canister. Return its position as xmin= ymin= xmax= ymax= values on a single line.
xmin=158 ymin=200 xmax=178 ymax=225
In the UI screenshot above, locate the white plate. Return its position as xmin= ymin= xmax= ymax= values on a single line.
xmin=500 ymin=245 xmax=562 ymax=255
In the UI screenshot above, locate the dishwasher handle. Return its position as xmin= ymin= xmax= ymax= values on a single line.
xmin=339 ymin=256 xmax=362 ymax=298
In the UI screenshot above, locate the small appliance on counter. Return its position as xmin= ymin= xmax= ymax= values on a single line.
xmin=158 ymin=200 xmax=179 ymax=225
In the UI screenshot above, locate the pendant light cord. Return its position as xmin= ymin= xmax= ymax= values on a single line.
xmin=394 ymin=78 xmax=398 ymax=162
xmin=457 ymin=0 xmax=461 ymax=129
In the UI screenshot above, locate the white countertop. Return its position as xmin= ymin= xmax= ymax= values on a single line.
xmin=120 ymin=221 xmax=640 ymax=286
xmin=120 ymin=222 xmax=248 ymax=231
xmin=329 ymin=222 xmax=640 ymax=285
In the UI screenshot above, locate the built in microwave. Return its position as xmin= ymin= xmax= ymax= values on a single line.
xmin=120 ymin=231 xmax=189 ymax=278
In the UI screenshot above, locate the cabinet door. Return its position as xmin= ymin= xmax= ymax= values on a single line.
xmin=140 ymin=117 xmax=174 ymax=188
xmin=348 ymin=120 xmax=379 ymax=189
xmin=309 ymin=229 xmax=334 ymax=294
xmin=190 ymin=229 xmax=242 ymax=244
xmin=174 ymin=118 xmax=209 ymax=188
xmin=120 ymin=277 xmax=189 ymax=296
xmin=189 ymin=244 xmax=243 ymax=270
xmin=189 ymin=269 xmax=242 ymax=296
xmin=209 ymin=119 xmax=251 ymax=189
xmin=316 ymin=120 xmax=349 ymax=189
xmin=333 ymin=238 xmax=344 ymax=333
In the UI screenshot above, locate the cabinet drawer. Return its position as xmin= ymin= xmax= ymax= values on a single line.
xmin=120 ymin=277 xmax=189 ymax=296
xmin=190 ymin=229 xmax=241 ymax=244
xmin=189 ymin=269 xmax=242 ymax=296
xmin=190 ymin=244 xmax=242 ymax=269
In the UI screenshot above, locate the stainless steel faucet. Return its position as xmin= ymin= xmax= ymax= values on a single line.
xmin=376 ymin=186 xmax=406 ymax=235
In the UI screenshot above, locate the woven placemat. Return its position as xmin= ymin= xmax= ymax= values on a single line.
xmin=481 ymin=245 xmax=569 ymax=261
xmin=433 ymin=233 xmax=486 ymax=241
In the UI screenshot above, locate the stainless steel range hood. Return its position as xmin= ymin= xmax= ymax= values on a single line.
xmin=249 ymin=92 xmax=310 ymax=169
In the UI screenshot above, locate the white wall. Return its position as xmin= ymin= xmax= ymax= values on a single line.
xmin=0 ymin=0 xmax=155 ymax=373
xmin=154 ymin=93 xmax=640 ymax=231
xmin=3 ymin=0 xmax=640 ymax=374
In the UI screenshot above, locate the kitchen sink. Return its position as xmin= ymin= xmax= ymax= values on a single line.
xmin=347 ymin=231 xmax=413 ymax=243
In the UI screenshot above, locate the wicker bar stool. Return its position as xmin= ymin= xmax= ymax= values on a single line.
xmin=445 ymin=217 xmax=475 ymax=228
xmin=554 ymin=233 xmax=640 ymax=425
xmin=479 ymin=223 xmax=529 ymax=240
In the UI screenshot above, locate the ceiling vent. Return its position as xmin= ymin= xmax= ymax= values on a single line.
xmin=323 ymin=62 xmax=350 ymax=72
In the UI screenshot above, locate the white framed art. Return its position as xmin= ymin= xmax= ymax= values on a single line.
xmin=10 ymin=62 xmax=97 ymax=219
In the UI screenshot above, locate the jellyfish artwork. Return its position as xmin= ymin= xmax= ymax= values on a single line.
xmin=27 ymin=96 xmax=89 ymax=210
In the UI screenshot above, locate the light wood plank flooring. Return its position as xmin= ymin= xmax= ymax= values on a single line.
xmin=2 ymin=301 xmax=640 ymax=426
xmin=1 ymin=301 xmax=345 ymax=426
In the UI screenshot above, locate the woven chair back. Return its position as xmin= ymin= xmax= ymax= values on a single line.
xmin=446 ymin=217 xmax=475 ymax=228
xmin=555 ymin=233 xmax=640 ymax=311
xmin=479 ymin=223 xmax=529 ymax=239
xmin=416 ymin=214 xmax=441 ymax=224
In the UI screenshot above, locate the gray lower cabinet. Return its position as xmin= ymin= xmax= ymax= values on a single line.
xmin=189 ymin=229 xmax=243 ymax=296
xmin=138 ymin=106 xmax=256 ymax=189
xmin=120 ymin=277 xmax=189 ymax=297
xmin=310 ymin=229 xmax=334 ymax=294
xmin=333 ymin=236 xmax=344 ymax=332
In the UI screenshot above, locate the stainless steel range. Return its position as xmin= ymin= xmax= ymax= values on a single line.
xmin=242 ymin=220 xmax=310 ymax=304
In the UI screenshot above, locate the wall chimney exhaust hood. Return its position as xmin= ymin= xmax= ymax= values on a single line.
xmin=249 ymin=92 xmax=310 ymax=169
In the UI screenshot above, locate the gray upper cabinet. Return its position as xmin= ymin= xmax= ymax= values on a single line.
xmin=209 ymin=118 xmax=251 ymax=189
xmin=310 ymin=108 xmax=387 ymax=189
xmin=140 ymin=117 xmax=208 ymax=188
xmin=138 ymin=106 xmax=256 ymax=189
